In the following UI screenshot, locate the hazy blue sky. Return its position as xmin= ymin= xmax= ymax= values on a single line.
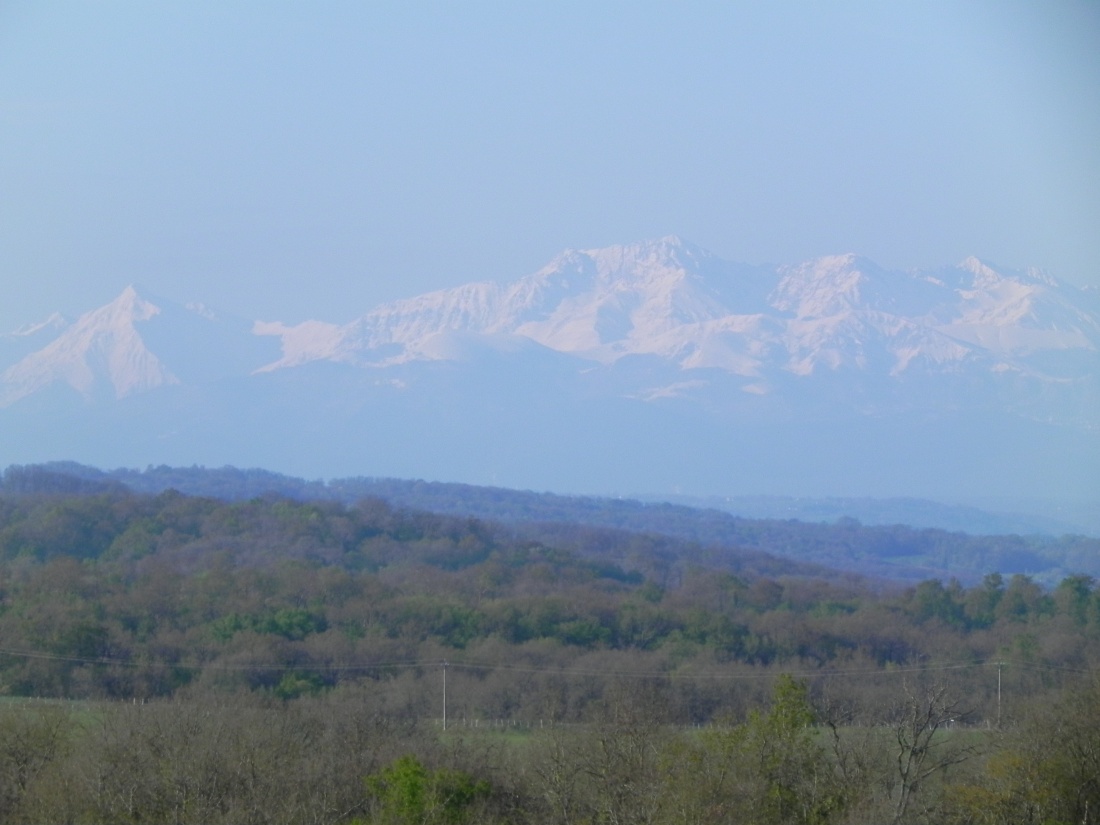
xmin=2 ymin=1 xmax=1097 ymax=331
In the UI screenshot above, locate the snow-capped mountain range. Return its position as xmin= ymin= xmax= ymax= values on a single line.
xmin=2 ymin=238 xmax=1097 ymax=500
xmin=257 ymin=238 xmax=1099 ymax=383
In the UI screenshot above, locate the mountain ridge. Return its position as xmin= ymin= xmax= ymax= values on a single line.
xmin=4 ymin=238 xmax=1096 ymax=409
xmin=4 ymin=461 xmax=1097 ymax=583
xmin=2 ymin=238 xmax=1096 ymax=504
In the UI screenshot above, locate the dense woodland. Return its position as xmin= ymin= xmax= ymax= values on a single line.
xmin=0 ymin=465 xmax=1097 ymax=824
xmin=23 ymin=462 xmax=1100 ymax=584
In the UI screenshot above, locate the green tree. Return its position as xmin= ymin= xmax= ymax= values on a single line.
xmin=942 ymin=679 xmax=1100 ymax=825
xmin=364 ymin=755 xmax=489 ymax=825
xmin=1053 ymin=574 xmax=1094 ymax=626
xmin=700 ymin=675 xmax=841 ymax=825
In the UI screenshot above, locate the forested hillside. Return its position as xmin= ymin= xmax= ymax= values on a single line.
xmin=11 ymin=462 xmax=1099 ymax=584
xmin=0 ymin=471 xmax=1097 ymax=823
xmin=1 ymin=475 xmax=1096 ymax=703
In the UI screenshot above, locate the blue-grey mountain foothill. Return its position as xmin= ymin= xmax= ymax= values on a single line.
xmin=2 ymin=238 xmax=1097 ymax=519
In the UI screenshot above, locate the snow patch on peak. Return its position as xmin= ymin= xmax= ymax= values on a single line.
xmin=109 ymin=285 xmax=158 ymax=317
xmin=583 ymin=235 xmax=708 ymax=278
xmin=957 ymin=256 xmax=1007 ymax=288
xmin=816 ymin=252 xmax=860 ymax=269
xmin=253 ymin=320 xmax=348 ymax=373
xmin=771 ymin=254 xmax=872 ymax=317
xmin=9 ymin=312 xmax=68 ymax=337
xmin=1024 ymin=267 xmax=1060 ymax=288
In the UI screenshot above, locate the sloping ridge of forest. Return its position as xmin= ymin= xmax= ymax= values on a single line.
xmin=0 ymin=463 xmax=1097 ymax=824
xmin=0 ymin=461 xmax=1097 ymax=702
xmin=15 ymin=460 xmax=1100 ymax=585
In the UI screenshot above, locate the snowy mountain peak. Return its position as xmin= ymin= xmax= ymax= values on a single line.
xmin=958 ymin=256 xmax=1013 ymax=290
xmin=73 ymin=284 xmax=158 ymax=329
xmin=581 ymin=236 xmax=711 ymax=286
xmin=771 ymin=253 xmax=884 ymax=317
xmin=953 ymin=257 xmax=1060 ymax=290
xmin=504 ymin=237 xmax=750 ymax=359
xmin=0 ymin=286 xmax=178 ymax=407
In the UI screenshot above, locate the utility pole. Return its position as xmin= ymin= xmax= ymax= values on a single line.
xmin=442 ymin=660 xmax=448 ymax=732
xmin=996 ymin=661 xmax=1002 ymax=728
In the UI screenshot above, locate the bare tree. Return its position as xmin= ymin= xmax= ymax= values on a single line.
xmin=0 ymin=704 xmax=73 ymax=821
xmin=528 ymin=724 xmax=592 ymax=825
xmin=890 ymin=680 xmax=975 ymax=824
xmin=579 ymin=679 xmax=672 ymax=825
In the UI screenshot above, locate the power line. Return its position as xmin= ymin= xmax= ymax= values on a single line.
xmin=0 ymin=645 xmax=1093 ymax=680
